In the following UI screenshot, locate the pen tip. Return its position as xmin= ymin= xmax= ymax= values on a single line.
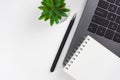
xmin=73 ymin=13 xmax=77 ymax=19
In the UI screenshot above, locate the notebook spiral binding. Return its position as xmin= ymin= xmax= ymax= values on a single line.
xmin=64 ymin=37 xmax=90 ymax=70
xmin=63 ymin=37 xmax=85 ymax=66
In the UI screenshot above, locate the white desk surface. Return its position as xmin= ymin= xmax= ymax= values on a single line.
xmin=0 ymin=0 xmax=87 ymax=80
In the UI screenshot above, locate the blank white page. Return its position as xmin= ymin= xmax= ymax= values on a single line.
xmin=63 ymin=36 xmax=120 ymax=80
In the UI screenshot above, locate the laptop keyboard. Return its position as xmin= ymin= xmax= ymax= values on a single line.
xmin=88 ymin=0 xmax=120 ymax=43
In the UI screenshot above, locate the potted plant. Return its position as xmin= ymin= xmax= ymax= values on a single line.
xmin=38 ymin=0 xmax=70 ymax=26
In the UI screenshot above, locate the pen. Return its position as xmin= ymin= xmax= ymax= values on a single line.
xmin=50 ymin=14 xmax=76 ymax=72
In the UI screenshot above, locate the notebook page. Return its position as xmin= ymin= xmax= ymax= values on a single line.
xmin=63 ymin=36 xmax=120 ymax=80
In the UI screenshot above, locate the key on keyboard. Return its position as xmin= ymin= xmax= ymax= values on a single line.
xmin=98 ymin=0 xmax=109 ymax=9
xmin=107 ymin=12 xmax=116 ymax=21
xmin=108 ymin=22 xmax=118 ymax=30
xmin=107 ymin=0 xmax=115 ymax=3
xmin=117 ymin=25 xmax=120 ymax=33
xmin=116 ymin=16 xmax=120 ymax=24
xmin=96 ymin=26 xmax=106 ymax=36
xmin=95 ymin=7 xmax=108 ymax=18
xmin=92 ymin=15 xmax=109 ymax=27
xmin=113 ymin=33 xmax=120 ymax=43
xmin=116 ymin=7 xmax=120 ymax=15
xmin=108 ymin=4 xmax=117 ymax=13
xmin=105 ymin=29 xmax=114 ymax=39
xmin=88 ymin=23 xmax=98 ymax=33
xmin=115 ymin=0 xmax=120 ymax=6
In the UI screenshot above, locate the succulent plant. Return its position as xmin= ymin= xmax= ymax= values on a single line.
xmin=38 ymin=0 xmax=70 ymax=26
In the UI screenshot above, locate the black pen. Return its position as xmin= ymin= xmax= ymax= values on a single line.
xmin=50 ymin=14 xmax=76 ymax=72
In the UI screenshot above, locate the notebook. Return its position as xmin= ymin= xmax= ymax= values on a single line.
xmin=63 ymin=35 xmax=120 ymax=80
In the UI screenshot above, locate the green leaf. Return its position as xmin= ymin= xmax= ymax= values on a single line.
xmin=50 ymin=16 xmax=54 ymax=26
xmin=56 ymin=3 xmax=66 ymax=8
xmin=41 ymin=2 xmax=51 ymax=8
xmin=49 ymin=0 xmax=54 ymax=7
xmin=39 ymin=14 xmax=47 ymax=20
xmin=55 ymin=0 xmax=65 ymax=7
xmin=60 ymin=0 xmax=65 ymax=3
xmin=53 ymin=0 xmax=56 ymax=4
xmin=54 ymin=10 xmax=62 ymax=20
xmin=43 ymin=0 xmax=53 ymax=7
xmin=56 ymin=0 xmax=64 ymax=4
xmin=48 ymin=11 xmax=53 ymax=17
xmin=58 ymin=10 xmax=67 ymax=17
xmin=55 ymin=2 xmax=64 ymax=8
xmin=54 ymin=16 xmax=59 ymax=24
xmin=60 ymin=8 xmax=70 ymax=12
xmin=38 ymin=6 xmax=48 ymax=10
xmin=41 ymin=10 xmax=49 ymax=15
xmin=44 ymin=16 xmax=49 ymax=21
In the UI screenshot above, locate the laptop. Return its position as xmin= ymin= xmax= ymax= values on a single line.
xmin=63 ymin=0 xmax=120 ymax=66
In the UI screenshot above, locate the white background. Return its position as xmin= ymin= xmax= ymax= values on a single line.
xmin=0 ymin=0 xmax=87 ymax=80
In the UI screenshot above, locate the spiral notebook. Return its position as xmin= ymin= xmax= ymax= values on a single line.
xmin=63 ymin=35 xmax=120 ymax=80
